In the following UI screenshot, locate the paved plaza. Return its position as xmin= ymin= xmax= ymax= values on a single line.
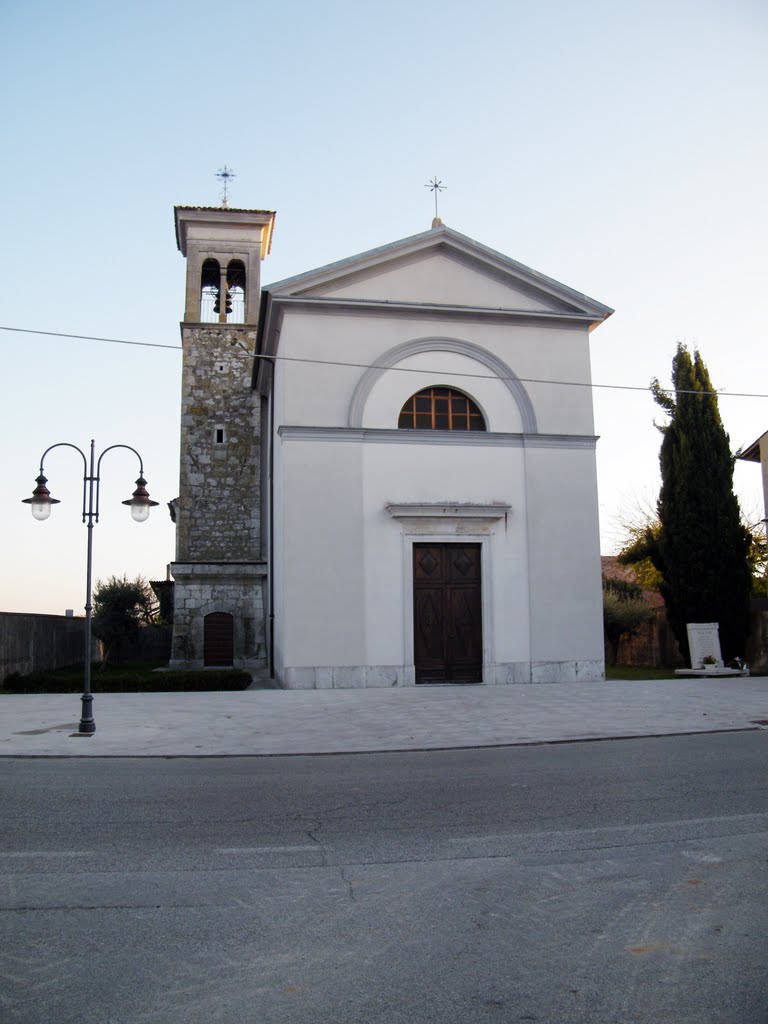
xmin=2 ymin=676 xmax=768 ymax=756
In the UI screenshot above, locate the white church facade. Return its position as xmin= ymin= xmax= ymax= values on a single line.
xmin=169 ymin=205 xmax=613 ymax=687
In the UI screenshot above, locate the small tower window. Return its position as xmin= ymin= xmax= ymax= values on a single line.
xmin=215 ymin=427 xmax=226 ymax=444
xmin=200 ymin=258 xmax=220 ymax=322
xmin=398 ymin=387 xmax=486 ymax=431
xmin=226 ymin=260 xmax=246 ymax=323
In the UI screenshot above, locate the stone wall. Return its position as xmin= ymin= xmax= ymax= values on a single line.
xmin=612 ymin=607 xmax=682 ymax=668
xmin=0 ymin=612 xmax=96 ymax=681
xmin=171 ymin=321 xmax=267 ymax=670
xmin=612 ymin=601 xmax=768 ymax=672
xmin=175 ymin=325 xmax=261 ymax=563
xmin=170 ymin=563 xmax=267 ymax=669
xmin=747 ymin=599 xmax=768 ymax=674
xmin=106 ymin=625 xmax=172 ymax=665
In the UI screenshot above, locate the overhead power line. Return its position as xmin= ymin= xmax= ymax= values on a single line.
xmin=2 ymin=324 xmax=767 ymax=401
xmin=0 ymin=325 xmax=182 ymax=351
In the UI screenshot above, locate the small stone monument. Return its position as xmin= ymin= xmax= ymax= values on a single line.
xmin=675 ymin=622 xmax=749 ymax=677
xmin=687 ymin=622 xmax=722 ymax=669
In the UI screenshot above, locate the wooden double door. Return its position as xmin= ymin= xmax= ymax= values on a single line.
xmin=413 ymin=543 xmax=482 ymax=683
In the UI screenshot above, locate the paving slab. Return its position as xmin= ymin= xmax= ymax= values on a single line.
xmin=1 ymin=677 xmax=768 ymax=757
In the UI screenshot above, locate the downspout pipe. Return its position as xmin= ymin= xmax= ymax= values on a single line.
xmin=254 ymin=289 xmax=276 ymax=680
xmin=268 ymin=375 xmax=275 ymax=680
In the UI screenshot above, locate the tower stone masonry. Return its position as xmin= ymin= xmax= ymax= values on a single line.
xmin=169 ymin=206 xmax=275 ymax=669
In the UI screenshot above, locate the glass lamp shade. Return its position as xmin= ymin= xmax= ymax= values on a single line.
xmin=31 ymin=501 xmax=52 ymax=522
xmin=130 ymin=502 xmax=151 ymax=523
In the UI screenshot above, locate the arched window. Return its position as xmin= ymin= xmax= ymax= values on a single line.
xmin=200 ymin=258 xmax=220 ymax=322
xmin=398 ymin=387 xmax=486 ymax=431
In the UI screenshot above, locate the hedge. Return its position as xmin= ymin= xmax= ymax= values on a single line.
xmin=3 ymin=669 xmax=253 ymax=694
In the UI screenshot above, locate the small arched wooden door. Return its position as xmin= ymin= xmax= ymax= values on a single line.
xmin=204 ymin=612 xmax=234 ymax=666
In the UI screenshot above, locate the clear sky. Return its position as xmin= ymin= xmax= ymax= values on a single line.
xmin=1 ymin=0 xmax=766 ymax=616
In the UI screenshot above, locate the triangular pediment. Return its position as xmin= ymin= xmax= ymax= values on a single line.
xmin=264 ymin=225 xmax=613 ymax=321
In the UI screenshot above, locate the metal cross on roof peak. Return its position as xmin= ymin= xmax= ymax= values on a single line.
xmin=425 ymin=177 xmax=446 ymax=224
xmin=216 ymin=166 xmax=236 ymax=208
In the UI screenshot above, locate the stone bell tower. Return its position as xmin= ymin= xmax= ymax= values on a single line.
xmin=169 ymin=205 xmax=276 ymax=669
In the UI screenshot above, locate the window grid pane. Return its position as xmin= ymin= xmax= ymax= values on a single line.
xmin=398 ymin=388 xmax=485 ymax=432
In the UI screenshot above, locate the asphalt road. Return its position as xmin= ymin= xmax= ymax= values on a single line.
xmin=2 ymin=733 xmax=767 ymax=1023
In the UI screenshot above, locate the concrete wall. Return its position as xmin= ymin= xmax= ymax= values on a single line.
xmin=276 ymin=313 xmax=595 ymax=437
xmin=275 ymin=432 xmax=603 ymax=686
xmin=0 ymin=614 xmax=172 ymax=679
xmin=272 ymin=297 xmax=604 ymax=687
xmin=0 ymin=612 xmax=95 ymax=680
xmin=310 ymin=250 xmax=580 ymax=314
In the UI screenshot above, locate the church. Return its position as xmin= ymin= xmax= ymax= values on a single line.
xmin=168 ymin=202 xmax=613 ymax=687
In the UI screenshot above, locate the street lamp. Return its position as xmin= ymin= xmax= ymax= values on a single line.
xmin=22 ymin=440 xmax=159 ymax=736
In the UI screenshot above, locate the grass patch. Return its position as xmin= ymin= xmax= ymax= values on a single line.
xmin=2 ymin=662 xmax=253 ymax=693
xmin=605 ymin=665 xmax=680 ymax=680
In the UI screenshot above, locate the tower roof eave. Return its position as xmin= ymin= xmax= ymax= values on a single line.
xmin=174 ymin=206 xmax=277 ymax=257
xmin=737 ymin=430 xmax=768 ymax=463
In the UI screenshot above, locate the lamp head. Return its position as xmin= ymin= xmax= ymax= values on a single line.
xmin=122 ymin=476 xmax=159 ymax=523
xmin=22 ymin=474 xmax=60 ymax=521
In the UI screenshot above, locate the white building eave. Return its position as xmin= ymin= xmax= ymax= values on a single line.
xmin=267 ymin=294 xmax=604 ymax=326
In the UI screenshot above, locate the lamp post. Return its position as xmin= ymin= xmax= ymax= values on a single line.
xmin=22 ymin=440 xmax=159 ymax=735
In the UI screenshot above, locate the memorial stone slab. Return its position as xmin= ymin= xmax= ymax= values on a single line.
xmin=686 ymin=622 xmax=721 ymax=668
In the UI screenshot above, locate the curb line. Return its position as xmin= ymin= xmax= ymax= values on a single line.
xmin=0 ymin=726 xmax=762 ymax=759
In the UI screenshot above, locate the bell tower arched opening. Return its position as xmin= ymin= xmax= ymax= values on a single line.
xmin=200 ymin=258 xmax=221 ymax=322
xmin=226 ymin=259 xmax=246 ymax=323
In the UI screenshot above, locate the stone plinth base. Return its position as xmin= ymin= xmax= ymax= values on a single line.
xmin=675 ymin=668 xmax=750 ymax=678
xmin=278 ymin=660 xmax=606 ymax=689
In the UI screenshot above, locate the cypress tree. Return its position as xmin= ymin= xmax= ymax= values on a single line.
xmin=651 ymin=344 xmax=752 ymax=663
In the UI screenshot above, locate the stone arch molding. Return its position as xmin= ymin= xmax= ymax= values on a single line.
xmin=347 ymin=337 xmax=538 ymax=433
xmin=198 ymin=601 xmax=238 ymax=619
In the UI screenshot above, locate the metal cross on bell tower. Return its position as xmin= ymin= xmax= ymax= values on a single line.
xmin=425 ymin=176 xmax=446 ymax=227
xmin=216 ymin=165 xmax=236 ymax=208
